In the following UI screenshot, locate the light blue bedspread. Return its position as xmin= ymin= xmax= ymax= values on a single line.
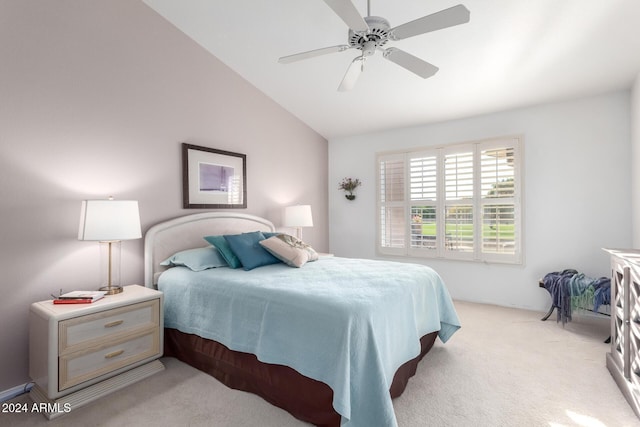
xmin=158 ymin=257 xmax=460 ymax=427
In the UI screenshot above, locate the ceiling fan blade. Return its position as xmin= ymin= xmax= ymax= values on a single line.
xmin=323 ymin=0 xmax=369 ymax=32
xmin=278 ymin=45 xmax=351 ymax=64
xmin=338 ymin=57 xmax=364 ymax=92
xmin=389 ymin=4 xmax=470 ymax=41
xmin=383 ymin=48 xmax=439 ymax=79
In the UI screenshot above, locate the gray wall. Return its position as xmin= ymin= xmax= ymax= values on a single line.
xmin=0 ymin=0 xmax=328 ymax=390
xmin=329 ymin=91 xmax=632 ymax=311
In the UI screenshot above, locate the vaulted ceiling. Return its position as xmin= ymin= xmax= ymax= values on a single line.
xmin=143 ymin=0 xmax=640 ymax=139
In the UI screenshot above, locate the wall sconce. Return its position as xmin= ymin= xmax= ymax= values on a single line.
xmin=339 ymin=177 xmax=361 ymax=200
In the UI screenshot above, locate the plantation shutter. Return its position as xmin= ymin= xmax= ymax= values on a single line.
xmin=376 ymin=136 xmax=522 ymax=264
xmin=443 ymin=149 xmax=474 ymax=257
xmin=409 ymin=152 xmax=438 ymax=253
xmin=480 ymin=142 xmax=518 ymax=258
xmin=378 ymin=153 xmax=406 ymax=253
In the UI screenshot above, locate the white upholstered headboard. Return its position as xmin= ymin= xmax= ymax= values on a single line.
xmin=144 ymin=212 xmax=276 ymax=288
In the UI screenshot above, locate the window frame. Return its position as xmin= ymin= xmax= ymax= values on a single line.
xmin=376 ymin=136 xmax=524 ymax=264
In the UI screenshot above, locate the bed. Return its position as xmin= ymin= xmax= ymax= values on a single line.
xmin=144 ymin=212 xmax=460 ymax=427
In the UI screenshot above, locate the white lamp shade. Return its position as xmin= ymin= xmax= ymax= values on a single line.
xmin=283 ymin=205 xmax=313 ymax=227
xmin=78 ymin=200 xmax=142 ymax=241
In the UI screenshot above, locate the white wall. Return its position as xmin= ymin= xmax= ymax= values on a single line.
xmin=0 ymin=0 xmax=327 ymax=391
xmin=329 ymin=92 xmax=631 ymax=311
xmin=632 ymin=73 xmax=640 ymax=246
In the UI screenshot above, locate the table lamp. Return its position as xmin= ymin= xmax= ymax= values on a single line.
xmin=283 ymin=205 xmax=313 ymax=240
xmin=78 ymin=198 xmax=142 ymax=295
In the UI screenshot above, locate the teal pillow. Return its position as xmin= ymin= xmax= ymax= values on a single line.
xmin=262 ymin=232 xmax=281 ymax=238
xmin=223 ymin=231 xmax=281 ymax=271
xmin=160 ymin=247 xmax=228 ymax=271
xmin=203 ymin=235 xmax=243 ymax=269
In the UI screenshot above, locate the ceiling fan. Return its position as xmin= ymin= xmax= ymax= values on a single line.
xmin=278 ymin=0 xmax=470 ymax=91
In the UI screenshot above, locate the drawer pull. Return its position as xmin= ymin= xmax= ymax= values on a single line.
xmin=104 ymin=320 xmax=124 ymax=328
xmin=104 ymin=349 xmax=124 ymax=359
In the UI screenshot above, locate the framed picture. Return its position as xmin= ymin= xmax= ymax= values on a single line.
xmin=182 ymin=143 xmax=247 ymax=209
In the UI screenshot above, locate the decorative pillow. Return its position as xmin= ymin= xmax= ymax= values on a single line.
xmin=223 ymin=231 xmax=281 ymax=271
xmin=259 ymin=234 xmax=318 ymax=268
xmin=203 ymin=235 xmax=243 ymax=269
xmin=262 ymin=232 xmax=281 ymax=238
xmin=160 ymin=246 xmax=228 ymax=271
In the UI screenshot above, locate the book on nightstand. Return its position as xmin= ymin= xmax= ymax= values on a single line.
xmin=53 ymin=290 xmax=106 ymax=304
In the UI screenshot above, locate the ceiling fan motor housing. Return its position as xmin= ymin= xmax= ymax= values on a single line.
xmin=348 ymin=16 xmax=390 ymax=56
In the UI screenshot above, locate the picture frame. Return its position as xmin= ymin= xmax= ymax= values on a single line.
xmin=182 ymin=143 xmax=247 ymax=209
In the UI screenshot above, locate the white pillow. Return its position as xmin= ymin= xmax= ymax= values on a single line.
xmin=258 ymin=234 xmax=318 ymax=268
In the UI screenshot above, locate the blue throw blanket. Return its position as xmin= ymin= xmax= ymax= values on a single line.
xmin=158 ymin=257 xmax=460 ymax=427
xmin=542 ymin=269 xmax=610 ymax=324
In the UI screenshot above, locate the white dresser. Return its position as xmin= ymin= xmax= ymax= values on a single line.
xmin=29 ymin=285 xmax=164 ymax=419
xmin=603 ymin=248 xmax=640 ymax=420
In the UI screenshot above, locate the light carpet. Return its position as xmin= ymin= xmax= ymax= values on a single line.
xmin=4 ymin=301 xmax=638 ymax=426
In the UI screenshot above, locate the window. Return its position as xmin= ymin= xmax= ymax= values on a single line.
xmin=377 ymin=136 xmax=523 ymax=264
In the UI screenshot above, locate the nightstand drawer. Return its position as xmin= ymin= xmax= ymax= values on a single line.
xmin=59 ymin=299 xmax=159 ymax=354
xmin=59 ymin=329 xmax=160 ymax=391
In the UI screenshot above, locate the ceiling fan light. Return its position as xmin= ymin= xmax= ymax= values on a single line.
xmin=362 ymin=40 xmax=376 ymax=57
xmin=338 ymin=57 xmax=364 ymax=92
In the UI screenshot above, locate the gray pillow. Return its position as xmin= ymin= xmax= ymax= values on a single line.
xmin=160 ymin=246 xmax=228 ymax=271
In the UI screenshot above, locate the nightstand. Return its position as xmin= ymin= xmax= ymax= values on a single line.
xmin=29 ymin=285 xmax=164 ymax=419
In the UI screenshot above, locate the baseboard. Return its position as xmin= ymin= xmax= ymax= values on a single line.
xmin=0 ymin=382 xmax=33 ymax=402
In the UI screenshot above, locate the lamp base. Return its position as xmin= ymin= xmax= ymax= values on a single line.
xmin=99 ymin=285 xmax=123 ymax=295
